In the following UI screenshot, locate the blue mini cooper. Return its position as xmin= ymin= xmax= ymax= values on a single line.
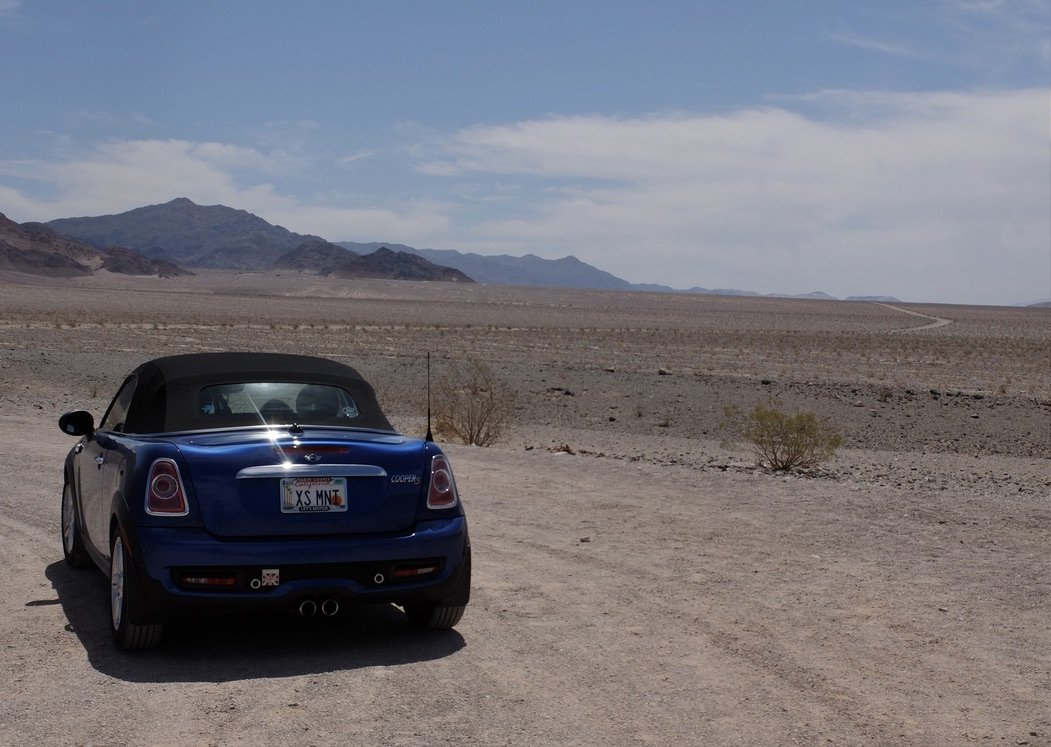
xmin=59 ymin=352 xmax=470 ymax=649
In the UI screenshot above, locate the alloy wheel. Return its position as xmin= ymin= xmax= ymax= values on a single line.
xmin=110 ymin=536 xmax=125 ymax=630
xmin=61 ymin=484 xmax=76 ymax=556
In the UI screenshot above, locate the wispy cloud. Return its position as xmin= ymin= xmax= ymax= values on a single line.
xmin=942 ymin=0 xmax=1051 ymax=67
xmin=336 ymin=150 xmax=376 ymax=169
xmin=826 ymin=1 xmax=1050 ymax=73
xmin=826 ymin=31 xmax=919 ymax=58
xmin=0 ymin=140 xmax=282 ymax=218
xmin=419 ymin=89 xmax=1049 ymax=303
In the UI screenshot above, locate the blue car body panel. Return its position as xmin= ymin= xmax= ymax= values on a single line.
xmin=134 ymin=516 xmax=467 ymax=610
xmin=59 ymin=353 xmax=469 ymax=632
xmin=168 ymin=429 xmax=427 ymax=536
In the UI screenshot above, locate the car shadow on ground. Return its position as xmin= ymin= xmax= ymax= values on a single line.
xmin=44 ymin=561 xmax=466 ymax=683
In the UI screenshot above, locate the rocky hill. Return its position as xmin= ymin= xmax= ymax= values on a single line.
xmin=0 ymin=213 xmax=188 ymax=278
xmin=274 ymin=239 xmax=472 ymax=281
xmin=97 ymin=247 xmax=188 ymax=278
xmin=273 ymin=239 xmax=357 ymax=274
xmin=326 ymin=247 xmax=473 ymax=282
xmin=46 ymin=198 xmax=321 ymax=270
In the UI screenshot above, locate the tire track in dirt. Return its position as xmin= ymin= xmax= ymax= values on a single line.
xmin=456 ymin=449 xmax=904 ymax=744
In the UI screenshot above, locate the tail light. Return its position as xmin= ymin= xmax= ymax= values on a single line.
xmin=393 ymin=561 xmax=441 ymax=580
xmin=426 ymin=454 xmax=459 ymax=510
xmin=145 ymin=458 xmax=189 ymax=516
xmin=175 ymin=572 xmax=238 ymax=589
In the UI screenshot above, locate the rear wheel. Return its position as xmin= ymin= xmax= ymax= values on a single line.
xmin=404 ymin=551 xmax=470 ymax=630
xmin=61 ymin=482 xmax=90 ymax=568
xmin=110 ymin=530 xmax=163 ymax=650
xmin=404 ymin=602 xmax=466 ymax=630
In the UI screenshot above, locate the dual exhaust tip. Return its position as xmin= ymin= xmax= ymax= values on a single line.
xmin=298 ymin=598 xmax=340 ymax=617
xmin=297 ymin=572 xmax=387 ymax=616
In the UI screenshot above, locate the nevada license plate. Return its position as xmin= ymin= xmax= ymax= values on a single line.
xmin=280 ymin=476 xmax=348 ymax=513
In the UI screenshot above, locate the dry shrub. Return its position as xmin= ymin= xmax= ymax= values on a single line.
xmin=433 ymin=359 xmax=516 ymax=446
xmin=721 ymin=401 xmax=842 ymax=471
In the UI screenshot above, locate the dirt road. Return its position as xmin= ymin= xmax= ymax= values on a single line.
xmin=0 ymin=409 xmax=1047 ymax=746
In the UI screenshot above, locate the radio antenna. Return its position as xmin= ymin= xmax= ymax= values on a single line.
xmin=425 ymin=351 xmax=433 ymax=442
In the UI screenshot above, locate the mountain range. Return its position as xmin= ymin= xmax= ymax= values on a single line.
xmin=40 ymin=198 xmax=469 ymax=282
xmin=335 ymin=241 xmax=632 ymax=290
xmin=1 ymin=197 xmax=906 ymax=300
xmin=41 ymin=198 xmax=624 ymax=288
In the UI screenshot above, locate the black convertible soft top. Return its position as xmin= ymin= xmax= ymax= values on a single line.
xmin=120 ymin=352 xmax=394 ymax=433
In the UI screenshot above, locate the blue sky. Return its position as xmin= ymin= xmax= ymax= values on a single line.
xmin=1 ymin=1 xmax=1048 ymax=304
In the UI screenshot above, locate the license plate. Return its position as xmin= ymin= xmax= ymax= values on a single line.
xmin=280 ymin=476 xmax=348 ymax=513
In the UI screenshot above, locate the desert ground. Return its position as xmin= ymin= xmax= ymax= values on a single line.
xmin=0 ymin=270 xmax=1047 ymax=747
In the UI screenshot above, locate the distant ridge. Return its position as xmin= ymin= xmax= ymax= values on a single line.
xmin=845 ymin=295 xmax=901 ymax=303
xmin=337 ymin=242 xmax=632 ymax=290
xmin=338 ymin=242 xmax=900 ymax=300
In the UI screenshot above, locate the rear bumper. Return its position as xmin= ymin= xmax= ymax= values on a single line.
xmin=127 ymin=517 xmax=468 ymax=615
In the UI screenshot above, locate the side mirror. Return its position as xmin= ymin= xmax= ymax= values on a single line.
xmin=59 ymin=410 xmax=95 ymax=437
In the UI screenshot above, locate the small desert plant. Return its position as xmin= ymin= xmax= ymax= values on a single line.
xmin=433 ymin=358 xmax=516 ymax=446
xmin=721 ymin=401 xmax=842 ymax=471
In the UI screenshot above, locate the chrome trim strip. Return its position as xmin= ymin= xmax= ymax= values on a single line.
xmin=236 ymin=464 xmax=388 ymax=479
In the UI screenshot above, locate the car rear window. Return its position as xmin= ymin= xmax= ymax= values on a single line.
xmin=197 ymin=382 xmax=361 ymax=427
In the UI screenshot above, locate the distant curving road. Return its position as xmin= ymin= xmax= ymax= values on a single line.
xmin=876 ymin=303 xmax=954 ymax=332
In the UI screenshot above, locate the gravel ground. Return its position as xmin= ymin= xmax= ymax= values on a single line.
xmin=0 ymin=272 xmax=1048 ymax=746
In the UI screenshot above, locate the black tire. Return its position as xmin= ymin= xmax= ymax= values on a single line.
xmin=61 ymin=482 xmax=90 ymax=568
xmin=404 ymin=602 xmax=466 ymax=630
xmin=404 ymin=551 xmax=470 ymax=630
xmin=109 ymin=529 xmax=163 ymax=650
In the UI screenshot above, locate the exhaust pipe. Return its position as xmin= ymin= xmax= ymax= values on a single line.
xmin=298 ymin=599 xmax=318 ymax=617
xmin=321 ymin=599 xmax=340 ymax=617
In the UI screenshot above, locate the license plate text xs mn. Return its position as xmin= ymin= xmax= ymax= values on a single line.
xmin=280 ymin=476 xmax=348 ymax=513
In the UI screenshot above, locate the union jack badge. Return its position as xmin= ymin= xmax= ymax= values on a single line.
xmin=261 ymin=568 xmax=280 ymax=587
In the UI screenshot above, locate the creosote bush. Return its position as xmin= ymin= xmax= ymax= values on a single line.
xmin=721 ymin=401 xmax=842 ymax=471
xmin=433 ymin=358 xmax=516 ymax=447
